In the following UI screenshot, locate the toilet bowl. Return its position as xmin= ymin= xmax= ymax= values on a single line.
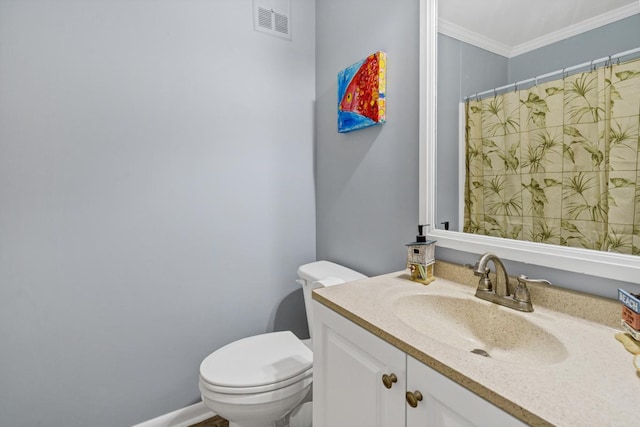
xmin=199 ymin=261 xmax=367 ymax=427
xmin=199 ymin=331 xmax=312 ymax=427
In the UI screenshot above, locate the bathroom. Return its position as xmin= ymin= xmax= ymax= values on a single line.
xmin=0 ymin=0 xmax=638 ymax=426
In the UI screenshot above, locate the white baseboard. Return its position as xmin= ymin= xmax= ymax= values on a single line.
xmin=132 ymin=401 xmax=215 ymax=427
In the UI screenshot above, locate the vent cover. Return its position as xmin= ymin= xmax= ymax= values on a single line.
xmin=253 ymin=0 xmax=291 ymax=40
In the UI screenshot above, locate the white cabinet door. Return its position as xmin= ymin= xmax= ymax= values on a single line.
xmin=406 ymin=356 xmax=527 ymax=427
xmin=313 ymin=302 xmax=406 ymax=427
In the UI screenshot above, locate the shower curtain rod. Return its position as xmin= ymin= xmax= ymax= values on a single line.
xmin=463 ymin=46 xmax=640 ymax=102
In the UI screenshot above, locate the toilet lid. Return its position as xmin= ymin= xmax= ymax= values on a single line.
xmin=200 ymin=331 xmax=313 ymax=388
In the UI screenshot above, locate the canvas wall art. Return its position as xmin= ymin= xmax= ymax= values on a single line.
xmin=337 ymin=51 xmax=386 ymax=133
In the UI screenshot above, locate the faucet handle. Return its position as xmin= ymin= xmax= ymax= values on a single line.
xmin=517 ymin=274 xmax=551 ymax=286
xmin=474 ymin=264 xmax=492 ymax=291
xmin=514 ymin=275 xmax=532 ymax=303
xmin=514 ymin=275 xmax=551 ymax=303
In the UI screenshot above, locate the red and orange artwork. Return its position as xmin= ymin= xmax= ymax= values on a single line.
xmin=338 ymin=51 xmax=386 ymax=133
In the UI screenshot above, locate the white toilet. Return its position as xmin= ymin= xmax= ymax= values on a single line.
xmin=198 ymin=261 xmax=367 ymax=427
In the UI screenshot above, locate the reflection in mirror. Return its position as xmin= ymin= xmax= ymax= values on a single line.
xmin=462 ymin=54 xmax=640 ymax=255
xmin=421 ymin=0 xmax=640 ymax=283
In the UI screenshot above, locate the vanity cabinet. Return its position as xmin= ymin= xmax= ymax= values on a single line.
xmin=406 ymin=356 xmax=527 ymax=427
xmin=313 ymin=301 xmax=527 ymax=427
xmin=312 ymin=301 xmax=406 ymax=427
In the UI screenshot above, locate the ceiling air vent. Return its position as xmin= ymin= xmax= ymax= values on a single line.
xmin=253 ymin=0 xmax=291 ymax=40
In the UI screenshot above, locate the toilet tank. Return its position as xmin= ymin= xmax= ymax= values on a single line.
xmin=297 ymin=261 xmax=367 ymax=340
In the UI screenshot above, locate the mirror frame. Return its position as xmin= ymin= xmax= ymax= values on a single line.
xmin=418 ymin=0 xmax=640 ymax=284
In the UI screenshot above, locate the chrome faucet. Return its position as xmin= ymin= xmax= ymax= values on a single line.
xmin=472 ymin=252 xmax=551 ymax=312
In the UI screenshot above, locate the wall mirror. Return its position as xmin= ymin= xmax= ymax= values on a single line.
xmin=419 ymin=0 xmax=640 ymax=283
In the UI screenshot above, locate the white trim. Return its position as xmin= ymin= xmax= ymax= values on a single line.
xmin=438 ymin=18 xmax=511 ymax=57
xmin=422 ymin=0 xmax=640 ymax=285
xmin=457 ymin=103 xmax=465 ymax=231
xmin=511 ymin=3 xmax=640 ymax=57
xmin=131 ymin=402 xmax=215 ymax=427
xmin=419 ymin=0 xmax=438 ymax=228
xmin=429 ymin=229 xmax=640 ymax=284
xmin=439 ymin=3 xmax=640 ymax=58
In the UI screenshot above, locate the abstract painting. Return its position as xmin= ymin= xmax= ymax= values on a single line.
xmin=337 ymin=51 xmax=386 ymax=133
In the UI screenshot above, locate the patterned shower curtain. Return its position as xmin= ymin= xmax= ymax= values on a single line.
xmin=464 ymin=57 xmax=640 ymax=255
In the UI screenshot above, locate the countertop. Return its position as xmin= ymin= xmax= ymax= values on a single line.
xmin=312 ymin=261 xmax=640 ymax=427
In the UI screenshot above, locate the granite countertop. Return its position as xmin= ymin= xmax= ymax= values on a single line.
xmin=312 ymin=261 xmax=640 ymax=427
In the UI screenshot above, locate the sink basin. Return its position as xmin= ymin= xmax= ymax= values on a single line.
xmin=392 ymin=294 xmax=568 ymax=366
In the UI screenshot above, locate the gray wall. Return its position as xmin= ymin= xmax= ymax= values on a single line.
xmin=0 ymin=1 xmax=316 ymax=426
xmin=436 ymin=34 xmax=508 ymax=232
xmin=509 ymin=14 xmax=640 ymax=82
xmin=315 ymin=0 xmax=421 ymax=276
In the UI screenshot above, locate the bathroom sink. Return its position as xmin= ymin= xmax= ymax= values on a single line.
xmin=391 ymin=294 xmax=568 ymax=366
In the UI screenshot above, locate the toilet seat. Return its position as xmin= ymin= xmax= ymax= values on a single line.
xmin=200 ymin=366 xmax=312 ymax=394
xmin=200 ymin=375 xmax=312 ymax=405
xmin=199 ymin=331 xmax=313 ymax=394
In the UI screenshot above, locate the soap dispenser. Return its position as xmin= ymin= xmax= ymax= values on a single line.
xmin=406 ymin=225 xmax=436 ymax=285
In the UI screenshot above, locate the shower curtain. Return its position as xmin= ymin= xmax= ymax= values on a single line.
xmin=464 ymin=57 xmax=640 ymax=255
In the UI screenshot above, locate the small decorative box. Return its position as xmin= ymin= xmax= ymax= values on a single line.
xmin=622 ymin=306 xmax=640 ymax=330
xmin=618 ymin=289 xmax=640 ymax=314
xmin=621 ymin=320 xmax=640 ymax=341
xmin=406 ymin=241 xmax=436 ymax=267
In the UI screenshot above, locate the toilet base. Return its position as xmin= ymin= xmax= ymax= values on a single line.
xmin=201 ymin=382 xmax=310 ymax=427
xmin=227 ymin=401 xmax=311 ymax=427
xmin=228 ymin=422 xmax=279 ymax=427
xmin=289 ymin=401 xmax=312 ymax=427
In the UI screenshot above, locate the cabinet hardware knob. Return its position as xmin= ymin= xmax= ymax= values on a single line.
xmin=381 ymin=373 xmax=398 ymax=389
xmin=406 ymin=390 xmax=423 ymax=408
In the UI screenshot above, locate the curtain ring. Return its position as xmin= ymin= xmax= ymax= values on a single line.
xmin=493 ymin=88 xmax=497 ymax=98
xmin=562 ymin=67 xmax=567 ymax=78
xmin=590 ymin=59 xmax=596 ymax=71
xmin=534 ymin=76 xmax=538 ymax=86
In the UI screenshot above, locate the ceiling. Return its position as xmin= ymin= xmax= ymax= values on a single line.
xmin=439 ymin=0 xmax=639 ymax=57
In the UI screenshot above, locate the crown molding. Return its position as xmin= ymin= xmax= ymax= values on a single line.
xmin=438 ymin=18 xmax=511 ymax=57
xmin=511 ymin=3 xmax=640 ymax=56
xmin=439 ymin=3 xmax=640 ymax=58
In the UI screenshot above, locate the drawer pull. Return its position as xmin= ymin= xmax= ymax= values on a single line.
xmin=406 ymin=390 xmax=423 ymax=408
xmin=381 ymin=373 xmax=397 ymax=389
